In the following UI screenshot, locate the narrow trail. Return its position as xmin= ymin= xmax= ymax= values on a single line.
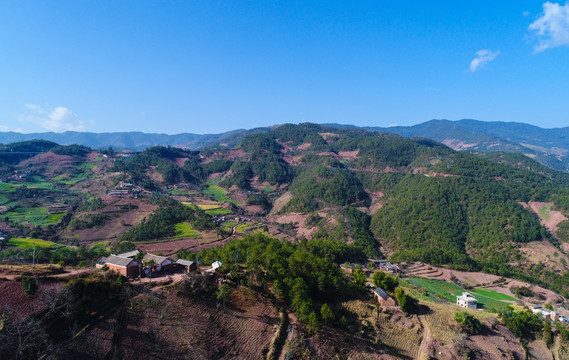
xmin=417 ymin=315 xmax=432 ymax=360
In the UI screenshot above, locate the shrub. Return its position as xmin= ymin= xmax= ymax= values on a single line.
xmin=21 ymin=276 xmax=38 ymax=296
xmin=453 ymin=311 xmax=482 ymax=335
xmin=394 ymin=287 xmax=417 ymax=314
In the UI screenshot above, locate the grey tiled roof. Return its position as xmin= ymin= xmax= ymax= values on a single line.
xmin=374 ymin=287 xmax=390 ymax=300
xmin=143 ymin=253 xmax=170 ymax=264
xmin=104 ymin=255 xmax=136 ymax=267
xmin=116 ymin=250 xmax=140 ymax=258
xmin=176 ymin=259 xmax=195 ymax=266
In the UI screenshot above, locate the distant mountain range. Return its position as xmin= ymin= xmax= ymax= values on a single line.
xmin=2 ymin=119 xmax=569 ymax=171
xmin=0 ymin=128 xmax=271 ymax=152
xmin=329 ymin=119 xmax=569 ymax=172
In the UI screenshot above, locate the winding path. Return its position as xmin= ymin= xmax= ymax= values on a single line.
xmin=417 ymin=315 xmax=432 ymax=360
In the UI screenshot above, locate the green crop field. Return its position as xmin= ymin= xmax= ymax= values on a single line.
xmin=235 ymin=223 xmax=254 ymax=232
xmin=0 ymin=183 xmax=19 ymax=192
xmin=203 ymin=185 xmax=239 ymax=205
xmin=7 ymin=237 xmax=57 ymax=248
xmin=181 ymin=201 xmax=198 ymax=209
xmin=402 ymin=277 xmax=514 ymax=312
xmin=205 ymin=208 xmax=232 ymax=216
xmin=404 ymin=278 xmax=463 ymax=303
xmin=468 ymin=289 xmax=516 ymax=311
xmin=90 ymin=240 xmax=111 ymax=248
xmin=221 ymin=221 xmax=238 ymax=231
xmin=469 ymin=288 xmax=517 ymax=301
xmin=5 ymin=207 xmax=64 ymax=226
xmin=174 ymin=222 xmax=200 ymax=238
xmin=45 ymin=213 xmax=66 ymax=224
xmin=52 ymin=172 xmax=89 ymax=185
xmin=203 ymin=185 xmax=226 ymax=200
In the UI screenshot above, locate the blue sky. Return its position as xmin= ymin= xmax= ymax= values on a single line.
xmin=0 ymin=1 xmax=568 ymax=134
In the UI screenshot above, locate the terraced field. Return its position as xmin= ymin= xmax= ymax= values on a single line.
xmin=173 ymin=222 xmax=200 ymax=238
xmin=5 ymin=206 xmax=65 ymax=226
xmin=7 ymin=237 xmax=58 ymax=248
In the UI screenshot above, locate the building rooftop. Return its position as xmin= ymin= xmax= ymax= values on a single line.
xmin=143 ymin=253 xmax=170 ymax=264
xmin=176 ymin=259 xmax=195 ymax=266
xmin=104 ymin=255 xmax=137 ymax=267
xmin=374 ymin=287 xmax=390 ymax=300
xmin=116 ymin=250 xmax=140 ymax=258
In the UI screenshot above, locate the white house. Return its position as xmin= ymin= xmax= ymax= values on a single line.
xmin=457 ymin=292 xmax=477 ymax=309
xmin=204 ymin=261 xmax=223 ymax=274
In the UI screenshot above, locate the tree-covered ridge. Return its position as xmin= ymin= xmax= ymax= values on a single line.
xmin=288 ymin=166 xmax=369 ymax=207
xmin=179 ymin=234 xmax=366 ymax=327
xmin=119 ymin=201 xmax=213 ymax=243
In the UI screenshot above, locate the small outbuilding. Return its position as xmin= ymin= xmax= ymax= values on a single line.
xmin=374 ymin=287 xmax=396 ymax=307
xmin=143 ymin=254 xmax=173 ymax=272
xmin=176 ymin=259 xmax=197 ymax=273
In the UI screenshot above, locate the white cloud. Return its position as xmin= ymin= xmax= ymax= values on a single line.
xmin=19 ymin=104 xmax=88 ymax=132
xmin=469 ymin=49 xmax=500 ymax=72
xmin=529 ymin=1 xmax=569 ymax=52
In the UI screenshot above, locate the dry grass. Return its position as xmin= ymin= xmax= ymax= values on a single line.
xmin=421 ymin=302 xmax=464 ymax=347
xmin=339 ymin=300 xmax=421 ymax=359
xmin=269 ymin=192 xmax=293 ymax=215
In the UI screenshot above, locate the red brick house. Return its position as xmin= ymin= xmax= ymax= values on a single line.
xmin=374 ymin=287 xmax=396 ymax=307
xmin=96 ymin=255 xmax=140 ymax=277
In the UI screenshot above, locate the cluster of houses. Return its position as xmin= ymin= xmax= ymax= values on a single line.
xmin=340 ymin=260 xmax=401 ymax=275
xmin=530 ymin=305 xmax=569 ymax=323
xmin=95 ymin=250 xmax=223 ymax=281
xmin=212 ymin=215 xmax=250 ymax=225
xmin=167 ymin=183 xmax=199 ymax=191
xmin=377 ymin=260 xmax=401 ymax=274
xmin=95 ymin=250 xmax=173 ymax=277
xmin=108 ymin=182 xmax=143 ymax=197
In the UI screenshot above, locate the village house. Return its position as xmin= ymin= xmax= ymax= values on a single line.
xmin=204 ymin=260 xmax=222 ymax=274
xmin=96 ymin=255 xmax=140 ymax=278
xmin=457 ymin=292 xmax=477 ymax=309
xmin=374 ymin=287 xmax=397 ymax=307
xmin=530 ymin=305 xmax=557 ymax=320
xmin=377 ymin=260 xmax=400 ymax=274
xmin=340 ymin=263 xmax=369 ymax=273
xmin=142 ymin=253 xmax=173 ymax=273
xmin=176 ymin=259 xmax=197 ymax=273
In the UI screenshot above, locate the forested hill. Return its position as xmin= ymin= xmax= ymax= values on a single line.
xmin=3 ymin=123 xmax=569 ymax=296
xmin=326 ymin=119 xmax=569 ymax=172
xmin=190 ymin=123 xmax=569 ymax=294
xmin=5 ymin=119 xmax=569 ymax=172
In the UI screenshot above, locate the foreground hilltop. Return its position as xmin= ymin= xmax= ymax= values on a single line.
xmin=2 ymin=123 xmax=569 ymax=358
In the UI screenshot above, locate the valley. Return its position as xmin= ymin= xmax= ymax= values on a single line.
xmin=2 ymin=123 xmax=569 ymax=359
